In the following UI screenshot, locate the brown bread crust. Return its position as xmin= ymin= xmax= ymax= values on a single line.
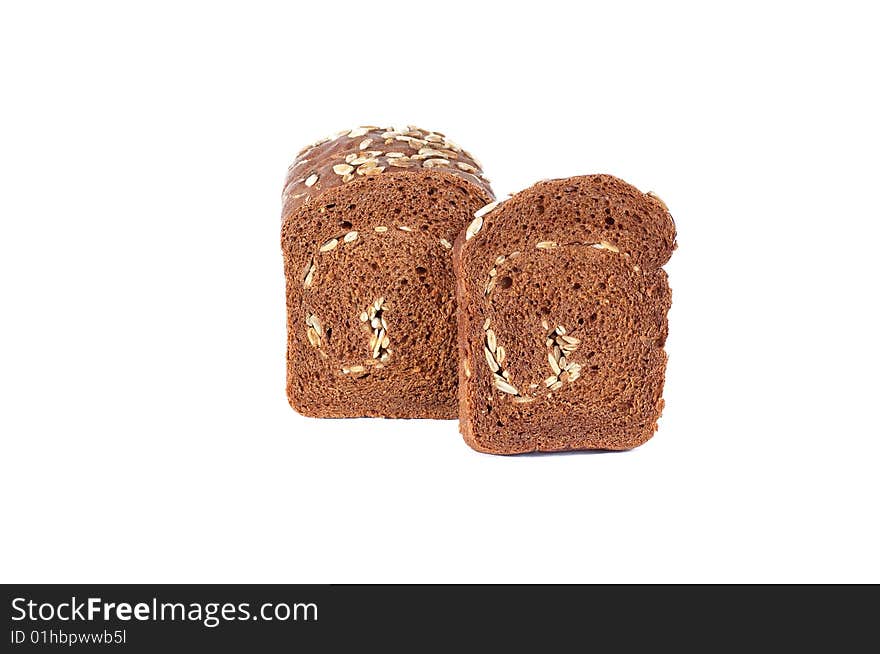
xmin=282 ymin=125 xmax=491 ymax=220
xmin=282 ymin=127 xmax=493 ymax=419
xmin=453 ymin=175 xmax=676 ymax=453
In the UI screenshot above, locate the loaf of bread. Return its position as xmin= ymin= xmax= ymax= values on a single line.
xmin=453 ymin=175 xmax=676 ymax=453
xmin=282 ymin=126 xmax=494 ymax=418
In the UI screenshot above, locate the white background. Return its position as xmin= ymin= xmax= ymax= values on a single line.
xmin=1 ymin=1 xmax=878 ymax=583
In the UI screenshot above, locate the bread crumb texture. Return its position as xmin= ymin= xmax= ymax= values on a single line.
xmin=282 ymin=126 xmax=494 ymax=418
xmin=453 ymin=174 xmax=676 ymax=453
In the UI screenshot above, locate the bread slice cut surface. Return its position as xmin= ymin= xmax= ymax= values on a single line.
xmin=453 ymin=174 xmax=675 ymax=452
xmin=282 ymin=126 xmax=494 ymax=419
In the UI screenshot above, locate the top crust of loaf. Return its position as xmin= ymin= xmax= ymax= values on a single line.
xmin=282 ymin=125 xmax=493 ymax=220
xmin=460 ymin=175 xmax=676 ymax=271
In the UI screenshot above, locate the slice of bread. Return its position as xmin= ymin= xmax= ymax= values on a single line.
xmin=453 ymin=175 xmax=676 ymax=453
xmin=282 ymin=126 xmax=494 ymax=418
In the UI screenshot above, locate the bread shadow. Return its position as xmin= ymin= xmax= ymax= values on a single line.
xmin=483 ymin=448 xmax=631 ymax=458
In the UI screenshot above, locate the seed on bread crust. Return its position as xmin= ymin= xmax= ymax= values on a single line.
xmin=485 ymin=329 xmax=497 ymax=353
xmin=484 ymin=346 xmax=500 ymax=372
xmin=480 ymin=296 xmax=582 ymax=400
xmin=591 ymin=241 xmax=620 ymax=253
xmin=482 ymin=320 xmax=520 ymax=396
xmin=473 ymin=200 xmax=500 ymax=219
xmin=304 ymin=312 xmax=324 ymax=350
xmin=494 ymin=377 xmax=519 ymax=395
xmin=468 ymin=198 xmax=503 ymax=239
xmin=303 ymin=259 xmax=316 ymax=288
xmin=283 ymin=126 xmax=492 ymax=223
xmin=646 ymin=191 xmax=669 ymax=211
xmin=465 ymin=215 xmax=483 ymax=241
xmin=364 ymin=298 xmax=390 ymax=361
xmin=548 ymin=351 xmax=562 ymax=376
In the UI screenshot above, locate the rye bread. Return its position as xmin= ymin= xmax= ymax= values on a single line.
xmin=453 ymin=175 xmax=676 ymax=453
xmin=282 ymin=126 xmax=494 ymax=418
